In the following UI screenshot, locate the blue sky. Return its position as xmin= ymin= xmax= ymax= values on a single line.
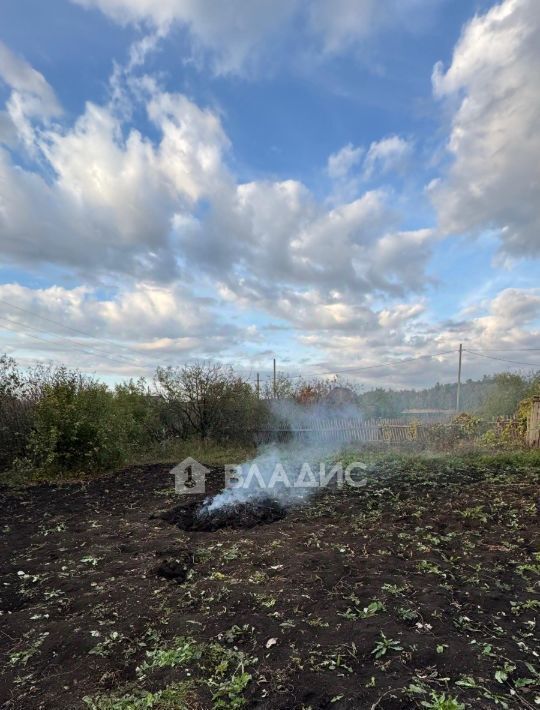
xmin=0 ymin=0 xmax=538 ymax=388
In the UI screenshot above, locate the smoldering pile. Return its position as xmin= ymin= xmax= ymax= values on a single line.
xmin=156 ymin=497 xmax=287 ymax=532
xmin=158 ymin=399 xmax=364 ymax=533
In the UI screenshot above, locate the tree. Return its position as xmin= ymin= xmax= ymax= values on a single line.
xmin=480 ymin=373 xmax=530 ymax=417
xmin=155 ymin=362 xmax=264 ymax=440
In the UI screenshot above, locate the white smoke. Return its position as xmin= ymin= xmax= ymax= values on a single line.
xmin=200 ymin=398 xmax=364 ymax=514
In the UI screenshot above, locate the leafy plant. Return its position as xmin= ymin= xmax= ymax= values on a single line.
xmin=371 ymin=632 xmax=403 ymax=659
xmin=420 ymin=691 xmax=466 ymax=710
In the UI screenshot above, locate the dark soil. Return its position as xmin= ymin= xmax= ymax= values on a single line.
xmin=157 ymin=497 xmax=288 ymax=532
xmin=0 ymin=454 xmax=539 ymax=709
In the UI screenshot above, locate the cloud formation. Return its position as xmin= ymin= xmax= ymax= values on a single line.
xmin=431 ymin=0 xmax=540 ymax=257
xmin=72 ymin=0 xmax=445 ymax=74
xmin=0 ymin=79 xmax=229 ymax=281
xmin=0 ymin=281 xmax=246 ymax=374
xmin=0 ymin=52 xmax=435 ymax=330
xmin=1 ymin=3 xmax=539 ymax=386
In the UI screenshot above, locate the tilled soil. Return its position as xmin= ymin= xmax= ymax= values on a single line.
xmin=0 ymin=455 xmax=539 ymax=709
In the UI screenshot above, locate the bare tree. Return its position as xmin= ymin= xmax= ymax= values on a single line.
xmin=155 ymin=362 xmax=264 ymax=440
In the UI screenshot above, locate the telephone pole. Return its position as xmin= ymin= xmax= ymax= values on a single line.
xmin=456 ymin=343 xmax=463 ymax=412
xmin=256 ymin=372 xmax=260 ymax=399
xmin=273 ymin=358 xmax=277 ymax=398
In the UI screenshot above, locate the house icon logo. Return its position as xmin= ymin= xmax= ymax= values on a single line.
xmin=171 ymin=457 xmax=209 ymax=495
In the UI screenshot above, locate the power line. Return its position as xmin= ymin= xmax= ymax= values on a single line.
xmin=464 ymin=348 xmax=540 ymax=368
xmin=0 ymin=297 xmax=137 ymax=362
xmin=467 ymin=347 xmax=540 ymax=352
xmin=288 ymin=350 xmax=457 ymax=379
xmin=0 ymin=313 xmax=137 ymax=366
xmin=0 ymin=298 xmax=201 ymax=369
xmin=0 ymin=318 xmax=136 ymax=368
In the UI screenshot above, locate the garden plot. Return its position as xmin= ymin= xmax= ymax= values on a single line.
xmin=0 ymin=453 xmax=539 ymax=709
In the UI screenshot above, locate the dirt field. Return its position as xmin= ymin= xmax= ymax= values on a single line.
xmin=1 ymin=453 xmax=539 ymax=709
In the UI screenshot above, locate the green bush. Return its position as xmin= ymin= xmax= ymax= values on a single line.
xmin=0 ymin=355 xmax=33 ymax=470
xmin=22 ymin=368 xmax=127 ymax=474
xmin=114 ymin=378 xmax=163 ymax=451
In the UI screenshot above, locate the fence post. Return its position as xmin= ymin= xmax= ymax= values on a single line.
xmin=526 ymin=396 xmax=540 ymax=448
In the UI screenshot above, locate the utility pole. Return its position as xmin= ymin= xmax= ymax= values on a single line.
xmin=456 ymin=343 xmax=463 ymax=412
xmin=273 ymin=358 xmax=277 ymax=398
xmin=256 ymin=372 xmax=260 ymax=399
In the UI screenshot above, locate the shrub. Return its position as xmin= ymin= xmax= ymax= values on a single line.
xmin=22 ymin=368 xmax=127 ymax=474
xmin=114 ymin=378 xmax=163 ymax=451
xmin=0 ymin=355 xmax=33 ymax=470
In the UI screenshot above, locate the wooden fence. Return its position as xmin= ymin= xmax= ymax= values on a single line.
xmin=252 ymin=417 xmax=431 ymax=445
xmin=251 ymin=413 xmax=533 ymax=447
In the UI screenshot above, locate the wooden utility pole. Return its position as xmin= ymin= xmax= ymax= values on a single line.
xmin=526 ymin=396 xmax=540 ymax=448
xmin=456 ymin=343 xmax=463 ymax=412
xmin=256 ymin=372 xmax=260 ymax=399
xmin=273 ymin=358 xmax=277 ymax=398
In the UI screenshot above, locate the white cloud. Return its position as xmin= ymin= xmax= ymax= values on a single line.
xmin=0 ymin=55 xmax=439 ymax=363
xmin=0 ymin=281 xmax=247 ymax=374
xmin=0 ymin=42 xmax=61 ymax=117
xmin=296 ymin=286 xmax=540 ymax=387
xmin=307 ymin=0 xmax=441 ymax=54
xmin=363 ymin=135 xmax=412 ymax=179
xmin=0 ymin=59 xmax=438 ymax=346
xmin=327 ymin=136 xmax=412 ymax=202
xmin=0 ymin=42 xmax=62 ymax=149
xmin=73 ymin=0 xmax=299 ymax=74
xmin=5 ymin=43 xmax=536 ymax=385
xmin=327 ymin=143 xmax=363 ymax=180
xmin=181 ymin=180 xmax=435 ymax=314
xmin=0 ymin=81 xmax=230 ymax=280
xmin=72 ymin=0 xmax=445 ymax=74
xmin=0 ymin=282 xmax=210 ymax=339
xmin=431 ymin=0 xmax=540 ymax=257
xmin=378 ymin=302 xmax=425 ymax=329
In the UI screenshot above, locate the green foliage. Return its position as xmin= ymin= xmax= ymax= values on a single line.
xmin=22 ymin=368 xmax=127 ymax=474
xmin=3 ymin=348 xmax=539 ymax=482
xmin=0 ymin=355 xmax=33 ymax=469
xmin=0 ymin=355 xmax=267 ymax=480
xmin=86 ymin=636 xmax=256 ymax=710
xmin=480 ymin=372 xmax=533 ymax=418
xmin=83 ymin=681 xmax=197 ymax=709
xmin=358 ymin=387 xmax=401 ymax=418
xmin=420 ymin=691 xmax=466 ymax=710
xmin=371 ymin=632 xmax=403 ymax=659
xmin=114 ymin=378 xmax=163 ymax=450
xmin=137 ymin=636 xmax=202 ymax=676
xmin=339 ymin=598 xmax=385 ymax=620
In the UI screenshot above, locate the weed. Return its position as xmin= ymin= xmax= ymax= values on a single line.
xmin=371 ymin=632 xmax=403 ymax=659
xmin=420 ymin=691 xmax=466 ymax=709
xmin=339 ymin=598 xmax=385 ymax=620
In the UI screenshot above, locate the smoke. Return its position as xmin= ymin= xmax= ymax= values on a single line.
xmin=200 ymin=398 xmax=363 ymax=515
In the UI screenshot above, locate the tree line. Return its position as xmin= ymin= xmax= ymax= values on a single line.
xmin=1 ymin=354 xmax=538 ymax=477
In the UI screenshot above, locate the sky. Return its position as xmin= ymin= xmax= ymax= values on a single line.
xmin=0 ymin=0 xmax=539 ymax=390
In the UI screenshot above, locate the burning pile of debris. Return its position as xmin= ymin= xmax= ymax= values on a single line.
xmin=156 ymin=497 xmax=287 ymax=532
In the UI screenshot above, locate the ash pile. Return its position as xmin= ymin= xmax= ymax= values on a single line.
xmin=156 ymin=497 xmax=287 ymax=532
